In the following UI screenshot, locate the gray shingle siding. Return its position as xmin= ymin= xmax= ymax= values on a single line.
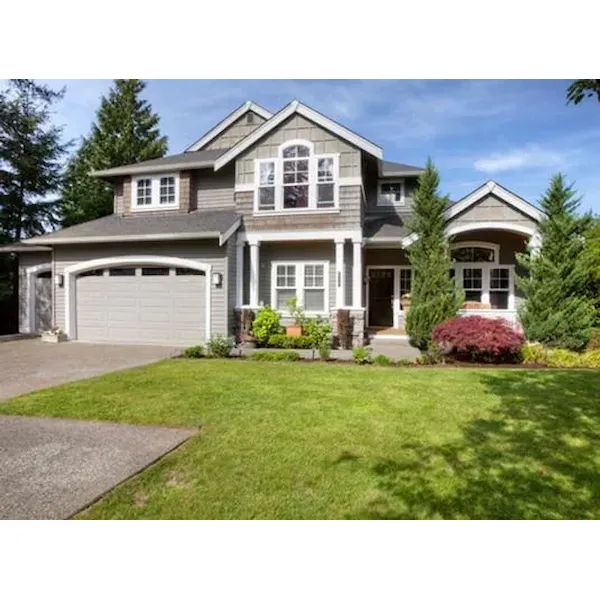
xmin=193 ymin=167 xmax=236 ymax=212
xmin=203 ymin=111 xmax=267 ymax=150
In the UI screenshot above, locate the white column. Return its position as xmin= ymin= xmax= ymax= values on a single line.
xmin=352 ymin=241 xmax=363 ymax=308
xmin=335 ymin=239 xmax=346 ymax=308
xmin=236 ymin=241 xmax=244 ymax=307
xmin=249 ymin=241 xmax=260 ymax=308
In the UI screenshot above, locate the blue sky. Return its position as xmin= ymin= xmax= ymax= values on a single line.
xmin=43 ymin=79 xmax=600 ymax=213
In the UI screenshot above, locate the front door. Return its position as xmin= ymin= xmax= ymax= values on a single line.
xmin=368 ymin=268 xmax=394 ymax=327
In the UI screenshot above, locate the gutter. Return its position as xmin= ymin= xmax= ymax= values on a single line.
xmin=21 ymin=231 xmax=227 ymax=246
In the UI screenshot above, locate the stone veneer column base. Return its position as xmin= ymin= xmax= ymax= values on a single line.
xmin=329 ymin=309 xmax=366 ymax=348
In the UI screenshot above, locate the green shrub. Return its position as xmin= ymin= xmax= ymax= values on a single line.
xmin=396 ymin=358 xmax=414 ymax=367
xmin=587 ymin=328 xmax=600 ymax=350
xmin=183 ymin=345 xmax=204 ymax=359
xmin=205 ymin=335 xmax=234 ymax=358
xmin=521 ymin=342 xmax=548 ymax=365
xmin=318 ymin=341 xmax=331 ymax=361
xmin=267 ymin=334 xmax=313 ymax=349
xmin=416 ymin=343 xmax=445 ymax=365
xmin=249 ymin=350 xmax=301 ymax=362
xmin=252 ymin=306 xmax=283 ymax=345
xmin=286 ymin=296 xmax=307 ymax=327
xmin=373 ymin=354 xmax=393 ymax=366
xmin=304 ymin=317 xmax=333 ymax=348
xmin=582 ymin=350 xmax=600 ymax=367
xmin=545 ymin=348 xmax=584 ymax=368
xmin=352 ymin=346 xmax=373 ymax=365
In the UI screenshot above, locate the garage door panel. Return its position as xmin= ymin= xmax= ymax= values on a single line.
xmin=76 ymin=270 xmax=206 ymax=345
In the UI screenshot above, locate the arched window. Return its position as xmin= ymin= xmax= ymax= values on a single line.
xmin=255 ymin=139 xmax=338 ymax=212
xmin=450 ymin=242 xmax=499 ymax=263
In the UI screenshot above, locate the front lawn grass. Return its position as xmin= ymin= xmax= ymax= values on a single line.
xmin=1 ymin=360 xmax=600 ymax=519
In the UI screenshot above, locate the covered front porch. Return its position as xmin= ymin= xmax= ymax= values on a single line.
xmin=365 ymin=225 xmax=537 ymax=338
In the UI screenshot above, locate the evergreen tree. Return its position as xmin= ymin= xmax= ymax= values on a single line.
xmin=60 ymin=79 xmax=167 ymax=226
xmin=0 ymin=79 xmax=69 ymax=331
xmin=583 ymin=218 xmax=600 ymax=325
xmin=517 ymin=174 xmax=594 ymax=350
xmin=405 ymin=158 xmax=463 ymax=349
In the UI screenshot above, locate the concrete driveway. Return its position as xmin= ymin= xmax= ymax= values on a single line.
xmin=0 ymin=339 xmax=181 ymax=402
xmin=0 ymin=415 xmax=196 ymax=519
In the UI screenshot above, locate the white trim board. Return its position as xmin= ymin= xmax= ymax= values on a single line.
xmin=185 ymin=101 xmax=273 ymax=152
xmin=214 ymin=100 xmax=383 ymax=171
xmin=63 ymin=255 xmax=213 ymax=341
xmin=238 ymin=229 xmax=362 ymax=244
xmin=25 ymin=262 xmax=52 ymax=334
xmin=445 ymin=180 xmax=544 ymax=223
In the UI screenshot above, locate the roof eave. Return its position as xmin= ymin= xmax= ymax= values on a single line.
xmin=91 ymin=161 xmax=215 ymax=179
xmin=21 ymin=231 xmax=225 ymax=246
xmin=0 ymin=244 xmax=52 ymax=253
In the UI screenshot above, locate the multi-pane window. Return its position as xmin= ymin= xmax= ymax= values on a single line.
xmin=275 ymin=264 xmax=297 ymax=310
xmin=256 ymin=141 xmax=337 ymax=212
xmin=399 ymin=268 xmax=412 ymax=296
xmin=136 ymin=179 xmax=152 ymax=206
xmin=159 ymin=177 xmax=176 ymax=204
xmin=317 ymin=157 xmax=335 ymax=208
xmin=133 ymin=174 xmax=178 ymax=210
xmin=378 ymin=181 xmax=405 ymax=206
xmin=463 ymin=268 xmax=483 ymax=303
xmin=258 ymin=161 xmax=276 ymax=211
xmin=451 ymin=246 xmax=495 ymax=262
xmin=273 ymin=263 xmax=328 ymax=313
xmin=490 ymin=268 xmax=510 ymax=309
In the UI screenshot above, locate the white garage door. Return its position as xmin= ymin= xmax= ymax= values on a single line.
xmin=76 ymin=266 xmax=206 ymax=345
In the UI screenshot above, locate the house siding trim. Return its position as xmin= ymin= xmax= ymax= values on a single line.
xmin=25 ymin=262 xmax=52 ymax=334
xmin=63 ymin=255 xmax=213 ymax=340
xmin=239 ymin=229 xmax=362 ymax=244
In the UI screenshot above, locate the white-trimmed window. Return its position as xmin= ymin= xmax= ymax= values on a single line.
xmin=378 ymin=180 xmax=405 ymax=206
xmin=133 ymin=174 xmax=180 ymax=211
xmin=463 ymin=268 xmax=483 ymax=303
xmin=272 ymin=261 xmax=329 ymax=313
xmin=255 ymin=140 xmax=339 ymax=213
xmin=490 ymin=267 xmax=510 ymax=309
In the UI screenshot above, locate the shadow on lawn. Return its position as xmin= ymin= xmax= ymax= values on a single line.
xmin=353 ymin=370 xmax=600 ymax=519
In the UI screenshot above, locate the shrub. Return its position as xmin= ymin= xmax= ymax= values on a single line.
xmin=415 ymin=344 xmax=445 ymax=365
xmin=352 ymin=346 xmax=373 ymax=365
xmin=304 ymin=316 xmax=333 ymax=348
xmin=396 ymin=358 xmax=414 ymax=367
xmin=267 ymin=334 xmax=313 ymax=349
xmin=183 ymin=345 xmax=204 ymax=359
xmin=521 ymin=342 xmax=548 ymax=365
xmin=205 ymin=335 xmax=234 ymax=358
xmin=286 ymin=296 xmax=307 ymax=327
xmin=337 ymin=309 xmax=352 ymax=350
xmin=252 ymin=306 xmax=283 ymax=345
xmin=587 ymin=328 xmax=600 ymax=350
xmin=318 ymin=341 xmax=331 ymax=361
xmin=249 ymin=350 xmax=301 ymax=362
xmin=432 ymin=316 xmax=524 ymax=363
xmin=373 ymin=354 xmax=393 ymax=366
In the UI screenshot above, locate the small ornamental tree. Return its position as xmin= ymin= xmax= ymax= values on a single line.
xmin=405 ymin=158 xmax=463 ymax=349
xmin=517 ymin=174 xmax=595 ymax=350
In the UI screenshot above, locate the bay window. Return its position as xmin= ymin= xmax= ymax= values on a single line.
xmin=255 ymin=140 xmax=339 ymax=213
xmin=133 ymin=174 xmax=179 ymax=211
xmin=272 ymin=262 xmax=329 ymax=313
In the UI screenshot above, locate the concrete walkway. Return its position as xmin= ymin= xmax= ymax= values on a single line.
xmin=0 ymin=415 xmax=197 ymax=519
xmin=0 ymin=339 xmax=181 ymax=402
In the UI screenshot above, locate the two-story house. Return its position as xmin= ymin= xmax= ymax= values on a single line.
xmin=3 ymin=100 xmax=543 ymax=346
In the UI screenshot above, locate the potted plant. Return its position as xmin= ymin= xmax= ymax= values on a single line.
xmin=401 ymin=293 xmax=412 ymax=311
xmin=240 ymin=332 xmax=257 ymax=349
xmin=285 ymin=296 xmax=305 ymax=337
xmin=41 ymin=327 xmax=67 ymax=343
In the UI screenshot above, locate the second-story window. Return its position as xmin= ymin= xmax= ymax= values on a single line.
xmin=133 ymin=174 xmax=180 ymax=211
xmin=255 ymin=140 xmax=339 ymax=213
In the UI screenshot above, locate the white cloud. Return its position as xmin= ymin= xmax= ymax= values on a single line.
xmin=474 ymin=145 xmax=569 ymax=173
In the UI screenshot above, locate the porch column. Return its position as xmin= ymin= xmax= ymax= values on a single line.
xmin=352 ymin=241 xmax=363 ymax=308
xmin=335 ymin=239 xmax=346 ymax=308
xmin=249 ymin=241 xmax=260 ymax=307
xmin=236 ymin=240 xmax=244 ymax=307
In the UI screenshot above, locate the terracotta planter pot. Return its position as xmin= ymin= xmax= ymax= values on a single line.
xmin=286 ymin=325 xmax=303 ymax=337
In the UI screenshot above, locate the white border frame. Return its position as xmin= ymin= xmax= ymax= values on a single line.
xmin=131 ymin=173 xmax=180 ymax=212
xmin=26 ymin=262 xmax=52 ymax=334
xmin=377 ymin=179 xmax=405 ymax=207
xmin=63 ymin=255 xmax=213 ymax=340
xmin=270 ymin=260 xmax=330 ymax=316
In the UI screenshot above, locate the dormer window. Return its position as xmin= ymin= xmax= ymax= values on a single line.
xmin=132 ymin=174 xmax=180 ymax=211
xmin=255 ymin=140 xmax=339 ymax=213
xmin=378 ymin=180 xmax=405 ymax=206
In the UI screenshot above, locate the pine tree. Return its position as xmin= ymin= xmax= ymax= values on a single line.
xmin=60 ymin=79 xmax=167 ymax=226
xmin=0 ymin=79 xmax=70 ymax=331
xmin=517 ymin=174 xmax=594 ymax=350
xmin=405 ymin=158 xmax=463 ymax=349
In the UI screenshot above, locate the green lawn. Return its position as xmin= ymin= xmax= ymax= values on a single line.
xmin=2 ymin=360 xmax=600 ymax=519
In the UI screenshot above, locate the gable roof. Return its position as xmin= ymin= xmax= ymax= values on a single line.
xmin=185 ymin=101 xmax=273 ymax=152
xmin=214 ymin=100 xmax=384 ymax=171
xmin=445 ymin=180 xmax=544 ymax=223
xmin=92 ymin=149 xmax=227 ymax=179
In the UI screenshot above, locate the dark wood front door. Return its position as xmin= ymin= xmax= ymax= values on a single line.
xmin=368 ymin=268 xmax=394 ymax=327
